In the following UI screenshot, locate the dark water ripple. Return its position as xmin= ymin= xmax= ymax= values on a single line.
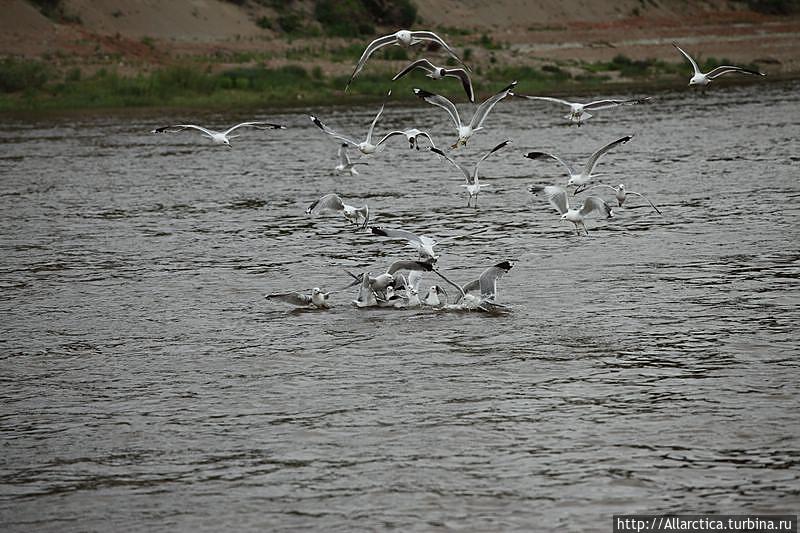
xmin=1 ymin=82 xmax=799 ymax=531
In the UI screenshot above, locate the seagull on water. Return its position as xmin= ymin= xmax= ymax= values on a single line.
xmin=432 ymin=139 xmax=512 ymax=206
xmin=150 ymin=121 xmax=285 ymax=148
xmin=350 ymin=260 xmax=435 ymax=307
xmin=541 ymin=185 xmax=613 ymax=236
xmin=414 ymin=81 xmax=517 ymax=148
xmin=334 ymin=144 xmax=368 ymax=176
xmin=306 ymin=193 xmax=370 ymax=231
xmin=265 ymin=288 xmax=333 ymax=309
xmin=672 ymin=41 xmax=765 ymax=87
xmin=583 ymin=183 xmax=662 ymax=215
xmin=393 ymin=59 xmax=474 ymax=102
xmin=512 ymin=93 xmax=651 ymax=126
xmin=311 ymin=91 xmax=406 ymax=155
xmin=524 ymin=135 xmax=633 ymax=195
xmin=433 ymin=261 xmax=514 ymax=311
xmin=347 ymin=30 xmax=468 ymax=91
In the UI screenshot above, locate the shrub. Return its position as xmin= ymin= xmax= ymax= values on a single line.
xmin=0 ymin=58 xmax=51 ymax=93
xmin=314 ymin=0 xmax=374 ymax=36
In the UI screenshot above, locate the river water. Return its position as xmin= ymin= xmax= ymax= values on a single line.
xmin=1 ymin=81 xmax=798 ymax=531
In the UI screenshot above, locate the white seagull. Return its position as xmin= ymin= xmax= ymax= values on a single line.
xmin=347 ymin=30 xmax=468 ymax=90
xmin=401 ymin=128 xmax=437 ymax=150
xmin=672 ymin=41 xmax=765 ymax=87
xmin=542 ymin=185 xmax=613 ymax=236
xmin=265 ymin=288 xmax=333 ymax=309
xmin=583 ymin=183 xmax=662 ymax=215
xmin=310 ymin=91 xmax=406 ymax=155
xmin=334 ymin=144 xmax=368 ymax=176
xmin=370 ymin=226 xmax=439 ymax=264
xmin=306 ymin=193 xmax=370 ymax=231
xmin=434 ymin=261 xmax=514 ymax=311
xmin=512 ymin=93 xmax=651 ymax=125
xmin=150 ymin=121 xmax=285 ymax=148
xmin=431 ymin=139 xmax=512 ymax=206
xmin=351 ymin=260 xmax=435 ymax=307
xmin=414 ymin=81 xmax=517 ymax=148
xmin=524 ymin=135 xmax=633 ymax=195
xmin=393 ymin=59 xmax=474 ymax=102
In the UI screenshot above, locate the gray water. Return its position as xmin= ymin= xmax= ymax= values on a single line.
xmin=1 ymin=81 xmax=798 ymax=531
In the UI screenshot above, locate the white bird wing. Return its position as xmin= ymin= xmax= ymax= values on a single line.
xmin=525 ymin=151 xmax=576 ymax=176
xmin=337 ymin=144 xmax=350 ymax=165
xmin=583 ymin=97 xmax=651 ymax=110
xmin=373 ymin=130 xmax=407 ymax=148
xmin=413 ymin=88 xmax=462 ymax=129
xmin=266 ymin=292 xmax=312 ymax=306
xmin=371 ymin=227 xmax=426 ymax=248
xmin=306 ymin=193 xmax=345 ymax=215
xmin=430 ymin=147 xmax=471 ymax=182
xmin=512 ymin=94 xmax=573 ymax=107
xmin=461 ymin=279 xmax=480 ymax=294
xmin=392 ymin=58 xmax=436 ymax=81
xmin=470 ymin=80 xmax=517 ymax=129
xmin=404 ymin=128 xmax=436 ymax=149
xmin=673 ymin=42 xmax=701 ymax=76
xmin=473 ymin=139 xmax=512 ymax=178
xmin=582 ymin=184 xmax=619 ymax=194
xmin=625 ymin=191 xmax=663 ymax=215
xmin=407 ymin=270 xmax=424 ymax=292
xmin=223 ymin=121 xmax=285 ymax=135
xmin=310 ymin=116 xmax=359 ymax=147
xmin=151 ymin=124 xmax=216 ymax=138
xmin=706 ymin=65 xmax=764 ymax=79
xmin=544 ymin=185 xmax=569 ymax=215
xmin=443 ymin=67 xmax=475 ymax=102
xmin=366 ymin=91 xmax=391 ymax=144
xmin=409 ymin=31 xmax=468 ymax=69
xmin=583 ymin=135 xmax=633 ymax=176
xmin=347 ymin=33 xmax=398 ymax=90
xmin=579 ymin=196 xmax=613 ymax=218
xmin=478 ymin=261 xmax=513 ymax=299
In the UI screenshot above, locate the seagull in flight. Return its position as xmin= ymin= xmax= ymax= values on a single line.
xmin=541 ymin=185 xmax=613 ymax=236
xmin=432 ymin=139 xmax=512 ymax=206
xmin=433 ymin=261 xmax=514 ymax=311
xmin=311 ymin=91 xmax=406 ymax=155
xmin=583 ymin=183 xmax=662 ymax=215
xmin=334 ymin=144 xmax=368 ymax=176
xmin=393 ymin=59 xmax=474 ymax=102
xmin=265 ymin=288 xmax=333 ymax=309
xmin=414 ymin=81 xmax=517 ymax=148
xmin=512 ymin=93 xmax=651 ymax=126
xmin=672 ymin=41 xmax=765 ymax=87
xmin=347 ymin=30 xmax=468 ymax=91
xmin=524 ymin=135 xmax=633 ymax=194
xmin=306 ymin=193 xmax=370 ymax=231
xmin=150 ymin=121 xmax=285 ymax=148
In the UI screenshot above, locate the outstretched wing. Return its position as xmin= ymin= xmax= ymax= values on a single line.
xmin=479 ymin=260 xmax=513 ymax=299
xmin=347 ymin=33 xmax=398 ymax=90
xmin=410 ymin=31 xmax=468 ymax=70
xmin=470 ymin=80 xmax=517 ymax=129
xmin=366 ymin=90 xmax=391 ymax=144
xmin=337 ymin=143 xmax=350 ymax=165
xmin=544 ymin=185 xmax=569 ymax=215
xmin=512 ymin=94 xmax=573 ymax=107
xmin=443 ymin=68 xmax=475 ymax=102
xmin=461 ymin=279 xmax=480 ymax=294
xmin=430 ymin=147 xmax=471 ymax=182
xmin=386 ymin=260 xmax=434 ymax=275
xmin=524 ymin=151 xmax=576 ymax=177
xmin=672 ymin=42 xmax=701 ymax=75
xmin=223 ymin=121 xmax=285 ymax=135
xmin=392 ymin=59 xmax=436 ymax=81
xmin=626 ymin=191 xmax=663 ymax=215
xmin=413 ymin=88 xmax=462 ymax=129
xmin=474 ymin=139 xmax=512 ymax=175
xmin=373 ymin=130 xmax=407 ymax=149
xmin=266 ymin=292 xmax=312 ymax=306
xmin=151 ymin=124 xmax=216 ymax=138
xmin=706 ymin=65 xmax=765 ymax=79
xmin=306 ymin=193 xmax=345 ymax=215
xmin=310 ymin=115 xmax=359 ymax=147
xmin=583 ymin=97 xmax=651 ymax=110
xmin=583 ymin=135 xmax=633 ymax=176
xmin=579 ymin=196 xmax=613 ymax=218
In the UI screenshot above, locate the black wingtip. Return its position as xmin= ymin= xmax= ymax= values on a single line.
xmin=499 ymin=80 xmax=518 ymax=93
xmin=524 ymin=151 xmax=546 ymax=160
xmin=370 ymin=226 xmax=387 ymax=236
xmin=413 ymin=88 xmax=435 ymax=98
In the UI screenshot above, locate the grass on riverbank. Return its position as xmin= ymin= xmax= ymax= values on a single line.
xmin=0 ymin=54 xmax=745 ymax=113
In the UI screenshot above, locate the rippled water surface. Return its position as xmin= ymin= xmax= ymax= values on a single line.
xmin=1 ymin=82 xmax=799 ymax=531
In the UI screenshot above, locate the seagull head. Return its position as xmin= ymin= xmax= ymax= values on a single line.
xmin=312 ymin=287 xmax=322 ymax=295
xmin=223 ymin=138 xmax=232 ymax=148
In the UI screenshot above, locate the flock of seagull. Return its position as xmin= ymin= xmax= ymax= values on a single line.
xmin=151 ymin=31 xmax=766 ymax=312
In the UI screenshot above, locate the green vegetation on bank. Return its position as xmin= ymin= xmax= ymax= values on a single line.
xmin=0 ymin=53 xmax=761 ymax=113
